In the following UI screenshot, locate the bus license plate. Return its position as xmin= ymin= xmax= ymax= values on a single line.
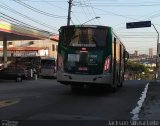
xmin=78 ymin=67 xmax=88 ymax=71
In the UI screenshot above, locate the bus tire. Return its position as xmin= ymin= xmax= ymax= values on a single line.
xmin=118 ymin=78 xmax=123 ymax=87
xmin=110 ymin=85 xmax=117 ymax=92
xmin=110 ymin=81 xmax=118 ymax=92
xmin=110 ymin=73 xmax=118 ymax=92
xmin=118 ymin=73 xmax=124 ymax=88
xmin=118 ymin=82 xmax=123 ymax=87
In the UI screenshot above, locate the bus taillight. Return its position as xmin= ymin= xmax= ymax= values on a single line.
xmin=57 ymin=55 xmax=63 ymax=70
xmin=103 ymin=56 xmax=110 ymax=73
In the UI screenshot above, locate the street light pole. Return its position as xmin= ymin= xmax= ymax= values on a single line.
xmin=152 ymin=24 xmax=159 ymax=82
xmin=82 ymin=17 xmax=100 ymax=25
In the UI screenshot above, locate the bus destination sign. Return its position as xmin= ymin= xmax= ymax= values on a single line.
xmin=126 ymin=21 xmax=151 ymax=29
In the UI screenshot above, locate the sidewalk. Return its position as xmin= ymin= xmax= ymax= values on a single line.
xmin=139 ymin=81 xmax=160 ymax=120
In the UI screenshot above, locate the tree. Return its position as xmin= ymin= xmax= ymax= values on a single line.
xmin=126 ymin=61 xmax=151 ymax=80
xmin=126 ymin=61 xmax=146 ymax=72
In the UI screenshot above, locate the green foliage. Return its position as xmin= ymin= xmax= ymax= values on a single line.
xmin=126 ymin=60 xmax=154 ymax=80
xmin=126 ymin=61 xmax=146 ymax=73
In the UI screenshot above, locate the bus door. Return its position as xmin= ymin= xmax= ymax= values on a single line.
xmin=113 ymin=37 xmax=117 ymax=84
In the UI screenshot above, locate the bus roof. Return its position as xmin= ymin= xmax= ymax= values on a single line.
xmin=60 ymin=25 xmax=112 ymax=29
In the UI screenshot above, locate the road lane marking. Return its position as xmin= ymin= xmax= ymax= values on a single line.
xmin=0 ymin=98 xmax=20 ymax=108
xmin=130 ymin=82 xmax=149 ymax=120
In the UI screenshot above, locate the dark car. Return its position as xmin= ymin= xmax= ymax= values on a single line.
xmin=0 ymin=67 xmax=27 ymax=82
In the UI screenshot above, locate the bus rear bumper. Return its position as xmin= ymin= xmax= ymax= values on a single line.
xmin=57 ymin=72 xmax=113 ymax=85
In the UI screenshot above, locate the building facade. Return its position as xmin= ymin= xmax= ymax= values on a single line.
xmin=134 ymin=50 xmax=139 ymax=57
xmin=149 ymin=48 xmax=153 ymax=58
xmin=0 ymin=38 xmax=58 ymax=59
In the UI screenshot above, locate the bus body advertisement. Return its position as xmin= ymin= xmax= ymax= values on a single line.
xmin=57 ymin=25 xmax=129 ymax=91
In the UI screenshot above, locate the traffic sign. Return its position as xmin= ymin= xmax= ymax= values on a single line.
xmin=126 ymin=21 xmax=151 ymax=29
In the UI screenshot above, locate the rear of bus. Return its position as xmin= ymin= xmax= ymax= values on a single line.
xmin=57 ymin=25 xmax=113 ymax=86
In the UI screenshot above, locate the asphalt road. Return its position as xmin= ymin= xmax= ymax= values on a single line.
xmin=0 ymin=79 xmax=148 ymax=126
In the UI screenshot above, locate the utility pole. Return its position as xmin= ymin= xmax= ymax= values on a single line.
xmin=67 ymin=0 xmax=73 ymax=26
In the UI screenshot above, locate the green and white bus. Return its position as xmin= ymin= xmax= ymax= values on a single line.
xmin=57 ymin=25 xmax=129 ymax=91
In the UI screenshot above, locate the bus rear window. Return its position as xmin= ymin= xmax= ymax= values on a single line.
xmin=62 ymin=27 xmax=108 ymax=47
xmin=41 ymin=60 xmax=56 ymax=69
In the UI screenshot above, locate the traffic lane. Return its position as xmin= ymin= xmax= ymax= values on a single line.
xmin=0 ymin=79 xmax=58 ymax=92
xmin=0 ymin=79 xmax=70 ymax=119
xmin=0 ymin=80 xmax=148 ymax=120
xmin=0 ymin=80 xmax=147 ymax=120
xmin=36 ymin=80 xmax=148 ymax=120
xmin=32 ymin=80 xmax=147 ymax=120
xmin=0 ymin=79 xmax=66 ymax=100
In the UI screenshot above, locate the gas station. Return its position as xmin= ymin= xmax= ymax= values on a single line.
xmin=0 ymin=20 xmax=50 ymax=68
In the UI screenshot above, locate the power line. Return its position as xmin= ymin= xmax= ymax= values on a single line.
xmin=0 ymin=12 xmax=39 ymax=30
xmin=75 ymin=2 xmax=138 ymax=26
xmin=0 ymin=14 xmax=50 ymax=35
xmin=12 ymin=0 xmax=67 ymax=19
xmin=42 ymin=0 xmax=68 ymax=11
xmin=74 ymin=1 xmax=160 ymax=30
xmin=122 ymin=36 xmax=156 ymax=39
xmin=87 ymin=6 xmax=138 ymax=21
xmin=113 ymin=8 xmax=160 ymax=29
xmin=20 ymin=0 xmax=66 ymax=2
xmin=119 ymin=35 xmax=157 ymax=36
xmin=70 ymin=19 xmax=75 ymax=25
xmin=0 ymin=2 xmax=58 ymax=32
xmin=82 ymin=0 xmax=96 ymax=24
xmin=87 ymin=0 xmax=101 ymax=25
xmin=0 ymin=11 xmax=55 ymax=34
xmin=72 ymin=12 xmax=81 ymax=24
xmin=74 ymin=1 xmax=160 ymax=7
xmin=77 ymin=0 xmax=93 ymax=25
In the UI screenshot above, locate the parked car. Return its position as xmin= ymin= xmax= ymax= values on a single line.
xmin=0 ymin=67 xmax=27 ymax=82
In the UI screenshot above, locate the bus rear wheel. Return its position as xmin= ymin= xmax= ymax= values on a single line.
xmin=110 ymin=73 xmax=119 ymax=92
xmin=110 ymin=84 xmax=117 ymax=92
xmin=118 ymin=73 xmax=124 ymax=88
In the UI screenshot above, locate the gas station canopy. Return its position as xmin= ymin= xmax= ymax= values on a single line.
xmin=0 ymin=20 xmax=51 ymax=68
xmin=0 ymin=20 xmax=50 ymax=41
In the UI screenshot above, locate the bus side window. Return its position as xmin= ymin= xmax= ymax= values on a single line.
xmin=112 ymin=37 xmax=116 ymax=60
